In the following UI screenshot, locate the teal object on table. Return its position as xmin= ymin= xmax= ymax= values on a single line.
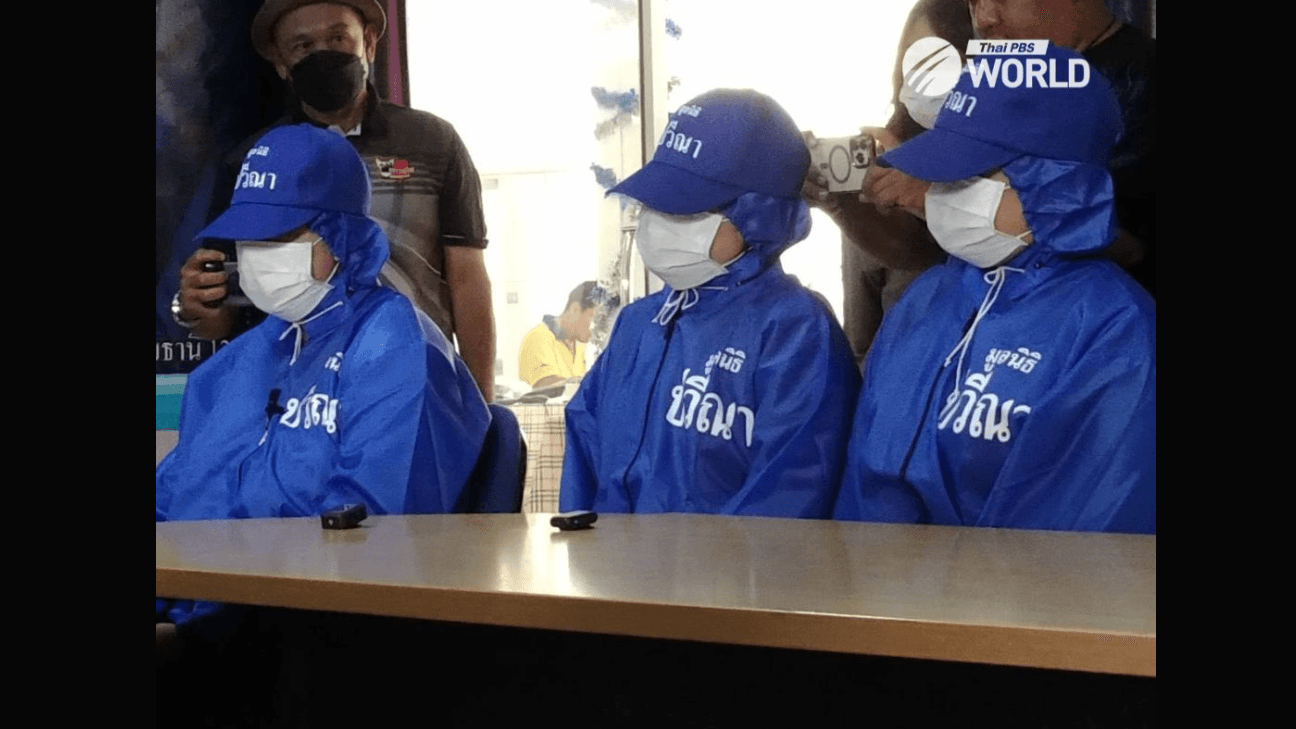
xmin=156 ymin=374 xmax=187 ymax=430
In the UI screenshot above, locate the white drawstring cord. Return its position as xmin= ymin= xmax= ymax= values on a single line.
xmin=941 ymin=266 xmax=1024 ymax=393
xmin=650 ymin=285 xmax=731 ymax=327
xmin=652 ymin=289 xmax=697 ymax=326
xmin=279 ymin=301 xmax=344 ymax=365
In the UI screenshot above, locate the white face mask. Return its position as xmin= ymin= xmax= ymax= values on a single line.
xmin=634 ymin=209 xmax=730 ymax=290
xmin=235 ymin=237 xmax=336 ymax=322
xmin=898 ymin=84 xmax=949 ymax=130
xmin=925 ymin=177 xmax=1033 ymax=269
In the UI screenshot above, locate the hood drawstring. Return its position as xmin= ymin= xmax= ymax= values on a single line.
xmin=651 ymin=285 xmax=728 ymax=327
xmin=652 ymin=289 xmax=697 ymax=327
xmin=940 ymin=265 xmax=1023 ymax=399
xmin=279 ymin=300 xmax=344 ymax=366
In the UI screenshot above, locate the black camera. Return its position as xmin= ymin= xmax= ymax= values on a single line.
xmin=199 ymin=253 xmax=251 ymax=308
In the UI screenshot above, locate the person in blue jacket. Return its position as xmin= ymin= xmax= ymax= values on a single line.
xmin=833 ymin=44 xmax=1155 ymax=534
xmin=157 ymin=123 xmax=491 ymax=627
xmin=560 ymin=88 xmax=861 ymax=518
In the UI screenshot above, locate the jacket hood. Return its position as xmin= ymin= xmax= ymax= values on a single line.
xmin=305 ymin=211 xmax=391 ymax=291
xmin=1002 ymin=156 xmax=1116 ymax=257
xmin=718 ymin=191 xmax=812 ymax=264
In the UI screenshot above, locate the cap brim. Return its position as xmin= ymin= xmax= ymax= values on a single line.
xmin=195 ymin=203 xmax=321 ymax=243
xmin=607 ymin=162 xmax=751 ymax=215
xmin=878 ymin=128 xmax=1023 ymax=182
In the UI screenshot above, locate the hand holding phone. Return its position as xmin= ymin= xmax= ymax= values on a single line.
xmin=200 ymin=258 xmax=250 ymax=308
xmin=807 ymin=134 xmax=876 ymax=193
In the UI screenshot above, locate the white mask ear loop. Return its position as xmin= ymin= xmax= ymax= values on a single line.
xmin=274 ymin=242 xmax=342 ymax=366
xmin=718 ymin=250 xmax=747 ymax=267
xmin=989 ymin=177 xmax=1033 ymax=244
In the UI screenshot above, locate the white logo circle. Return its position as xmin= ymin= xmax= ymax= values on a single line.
xmin=901 ymin=37 xmax=962 ymax=98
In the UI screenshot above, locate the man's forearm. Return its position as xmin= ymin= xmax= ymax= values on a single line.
xmin=446 ymin=247 xmax=496 ymax=401
xmin=188 ymin=305 xmax=236 ymax=341
xmin=455 ymin=302 xmax=496 ymax=401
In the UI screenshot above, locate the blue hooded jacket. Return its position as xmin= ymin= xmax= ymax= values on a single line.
xmin=157 ymin=210 xmax=490 ymax=624
xmin=560 ymin=194 xmax=861 ymax=517
xmin=157 ymin=212 xmax=489 ymax=520
xmin=833 ymin=157 xmax=1155 ymax=534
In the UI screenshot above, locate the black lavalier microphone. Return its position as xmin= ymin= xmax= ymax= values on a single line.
xmin=266 ymin=389 xmax=285 ymax=419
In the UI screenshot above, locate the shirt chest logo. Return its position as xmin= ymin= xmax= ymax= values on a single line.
xmin=376 ymin=157 xmax=414 ymax=180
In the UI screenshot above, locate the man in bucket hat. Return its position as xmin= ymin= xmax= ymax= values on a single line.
xmin=560 ymin=88 xmax=860 ymax=518
xmin=163 ymin=0 xmax=498 ymax=400
xmin=833 ymin=44 xmax=1155 ymax=534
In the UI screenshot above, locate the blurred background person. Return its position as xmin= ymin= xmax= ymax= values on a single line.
xmin=967 ymin=0 xmax=1156 ymax=297
xmin=804 ymin=0 xmax=973 ymax=366
xmin=519 ymin=280 xmax=603 ymax=389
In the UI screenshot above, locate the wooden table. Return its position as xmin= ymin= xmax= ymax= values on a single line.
xmin=156 ymin=513 xmax=1155 ymax=677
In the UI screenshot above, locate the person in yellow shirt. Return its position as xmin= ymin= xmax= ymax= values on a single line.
xmin=519 ymin=281 xmax=601 ymax=388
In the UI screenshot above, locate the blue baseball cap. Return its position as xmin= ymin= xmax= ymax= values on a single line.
xmin=608 ymin=88 xmax=810 ymax=214
xmin=879 ymin=43 xmax=1123 ymax=181
xmin=196 ymin=123 xmax=371 ymax=242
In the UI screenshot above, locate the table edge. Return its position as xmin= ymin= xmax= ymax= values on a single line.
xmin=157 ymin=567 xmax=1155 ymax=677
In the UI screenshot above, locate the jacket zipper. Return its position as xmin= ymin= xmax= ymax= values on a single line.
xmin=616 ymin=317 xmax=677 ymax=504
xmin=896 ymin=308 xmax=978 ymax=524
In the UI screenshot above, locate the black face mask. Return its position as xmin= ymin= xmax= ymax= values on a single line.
xmin=289 ymin=50 xmax=366 ymax=113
